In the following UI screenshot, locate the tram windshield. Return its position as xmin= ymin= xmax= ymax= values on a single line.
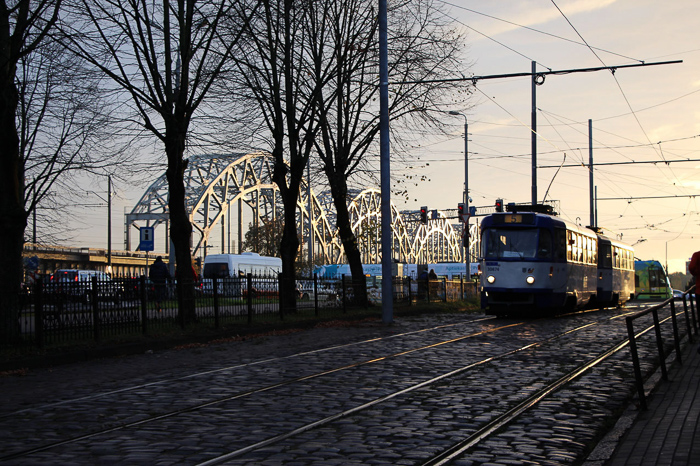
xmin=483 ymin=228 xmax=551 ymax=260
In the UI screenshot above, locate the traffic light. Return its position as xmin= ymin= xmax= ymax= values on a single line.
xmin=420 ymin=206 xmax=428 ymax=224
xmin=457 ymin=203 xmax=466 ymax=222
xmin=495 ymin=199 xmax=503 ymax=212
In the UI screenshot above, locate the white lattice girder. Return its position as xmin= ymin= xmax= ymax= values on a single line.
xmin=127 ymin=153 xmax=470 ymax=264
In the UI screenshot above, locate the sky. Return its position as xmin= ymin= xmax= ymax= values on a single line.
xmin=401 ymin=0 xmax=700 ymax=274
xmin=65 ymin=0 xmax=700 ymax=275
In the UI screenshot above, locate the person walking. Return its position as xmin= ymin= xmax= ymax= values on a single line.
xmin=689 ymin=250 xmax=700 ymax=292
xmin=149 ymin=256 xmax=170 ymax=312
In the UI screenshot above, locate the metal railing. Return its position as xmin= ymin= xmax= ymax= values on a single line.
xmin=10 ymin=274 xmax=479 ymax=350
xmin=625 ymin=285 xmax=697 ymax=409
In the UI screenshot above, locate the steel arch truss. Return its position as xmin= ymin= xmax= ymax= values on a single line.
xmin=344 ymin=189 xmax=464 ymax=264
xmin=126 ymin=152 xmax=338 ymax=260
xmin=126 ymin=152 xmax=470 ymax=265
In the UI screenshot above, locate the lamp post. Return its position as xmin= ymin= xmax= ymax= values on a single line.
xmin=449 ymin=111 xmax=469 ymax=270
xmin=85 ymin=175 xmax=113 ymax=274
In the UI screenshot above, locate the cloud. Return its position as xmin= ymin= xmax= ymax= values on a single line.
xmin=467 ymin=0 xmax=619 ymax=39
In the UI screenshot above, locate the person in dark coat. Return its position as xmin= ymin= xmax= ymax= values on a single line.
xmin=689 ymin=250 xmax=700 ymax=292
xmin=149 ymin=256 xmax=170 ymax=311
xmin=689 ymin=251 xmax=700 ymax=354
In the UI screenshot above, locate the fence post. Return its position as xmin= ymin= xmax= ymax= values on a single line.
xmin=652 ymin=308 xmax=669 ymax=381
xmin=342 ymin=274 xmax=347 ymax=313
xmin=681 ymin=294 xmax=694 ymax=343
xmin=213 ymin=277 xmax=220 ymax=328
xmin=443 ymin=277 xmax=447 ymax=303
xmin=669 ymin=300 xmax=682 ymax=365
xmin=176 ymin=278 xmax=185 ymax=329
xmin=92 ymin=275 xmax=100 ymax=342
xmin=140 ymin=275 xmax=147 ymax=335
xmin=247 ymin=273 xmax=254 ymax=324
xmin=407 ymin=277 xmax=412 ymax=305
xmin=626 ymin=316 xmax=647 ymax=410
xmin=277 ymin=272 xmax=284 ymax=320
xmin=313 ymin=273 xmax=319 ymax=317
xmin=34 ymin=280 xmax=44 ymax=348
xmin=460 ymin=275 xmax=464 ymax=301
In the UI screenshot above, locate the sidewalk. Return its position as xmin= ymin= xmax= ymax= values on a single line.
xmin=587 ymin=339 xmax=700 ymax=465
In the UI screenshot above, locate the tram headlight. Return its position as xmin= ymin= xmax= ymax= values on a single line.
xmin=526 ymin=276 xmax=535 ymax=285
xmin=486 ymin=275 xmax=496 ymax=284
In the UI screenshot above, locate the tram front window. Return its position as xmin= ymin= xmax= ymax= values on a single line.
xmin=483 ymin=228 xmax=540 ymax=259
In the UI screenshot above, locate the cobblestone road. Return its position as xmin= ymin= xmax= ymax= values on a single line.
xmin=0 ymin=306 xmax=683 ymax=465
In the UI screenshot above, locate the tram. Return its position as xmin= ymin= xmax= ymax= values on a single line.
xmin=479 ymin=204 xmax=634 ymax=316
xmin=634 ymin=260 xmax=672 ymax=300
xmin=594 ymin=234 xmax=635 ymax=308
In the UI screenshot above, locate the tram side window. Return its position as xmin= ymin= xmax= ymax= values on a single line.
xmin=554 ymin=228 xmax=567 ymax=260
xmin=537 ymin=229 xmax=552 ymax=258
xmin=576 ymin=234 xmax=582 ymax=263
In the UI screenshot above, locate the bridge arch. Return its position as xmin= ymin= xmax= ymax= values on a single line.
xmin=125 ymin=152 xmax=467 ymax=266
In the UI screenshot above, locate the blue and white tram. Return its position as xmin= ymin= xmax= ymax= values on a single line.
xmin=480 ymin=209 xmax=598 ymax=316
xmin=595 ymin=234 xmax=635 ymax=307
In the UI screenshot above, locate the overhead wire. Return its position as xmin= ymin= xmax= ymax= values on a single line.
xmin=548 ymin=0 xmax=683 ymax=189
xmin=426 ymin=2 xmax=697 ymax=243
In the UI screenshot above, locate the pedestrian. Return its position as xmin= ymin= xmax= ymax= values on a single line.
xmin=428 ymin=269 xmax=438 ymax=280
xmin=689 ymin=250 xmax=700 ymax=293
xmin=149 ymin=256 xmax=170 ymax=312
xmin=688 ymin=250 xmax=700 ymax=354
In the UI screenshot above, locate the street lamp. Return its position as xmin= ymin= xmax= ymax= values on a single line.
xmin=85 ymin=175 xmax=113 ymax=274
xmin=448 ymin=111 xmax=468 ymax=208
xmin=449 ymin=110 xmax=469 ymax=272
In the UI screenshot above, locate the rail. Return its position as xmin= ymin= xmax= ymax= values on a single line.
xmin=625 ymin=285 xmax=697 ymax=409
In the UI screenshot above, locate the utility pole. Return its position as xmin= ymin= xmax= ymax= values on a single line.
xmin=588 ymin=120 xmax=594 ymax=228
xmin=108 ymin=175 xmax=112 ymax=273
xmin=379 ymin=0 xmax=392 ymax=324
xmin=531 ymin=61 xmax=537 ymax=205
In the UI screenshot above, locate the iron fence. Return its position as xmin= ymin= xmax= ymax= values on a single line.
xmin=625 ymin=286 xmax=698 ymax=409
xmin=9 ymin=274 xmax=478 ymax=350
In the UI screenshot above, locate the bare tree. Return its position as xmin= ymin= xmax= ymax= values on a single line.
xmin=0 ymin=0 xmax=85 ymax=341
xmin=310 ymin=0 xmax=471 ymax=304
xmin=61 ymin=0 xmax=257 ymax=322
xmin=229 ymin=0 xmax=331 ymax=312
xmin=20 ymin=39 xmax=124 ymax=246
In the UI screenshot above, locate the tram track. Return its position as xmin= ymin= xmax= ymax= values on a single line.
xmin=1 ymin=307 xmax=663 ymax=464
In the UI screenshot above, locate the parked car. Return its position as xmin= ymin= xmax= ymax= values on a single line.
xmin=48 ymin=269 xmax=123 ymax=304
xmin=296 ymin=281 xmax=338 ymax=302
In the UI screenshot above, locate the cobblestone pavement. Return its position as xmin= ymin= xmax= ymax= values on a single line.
xmin=0 ymin=307 xmax=687 ymax=465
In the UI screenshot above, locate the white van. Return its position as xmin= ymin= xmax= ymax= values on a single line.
xmin=202 ymin=253 xmax=282 ymax=296
xmin=202 ymin=253 xmax=282 ymax=278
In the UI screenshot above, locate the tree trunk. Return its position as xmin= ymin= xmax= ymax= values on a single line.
xmin=327 ymin=171 xmax=368 ymax=306
xmin=164 ymin=129 xmax=196 ymax=323
xmin=0 ymin=62 xmax=25 ymax=342
xmin=279 ymin=201 xmax=299 ymax=315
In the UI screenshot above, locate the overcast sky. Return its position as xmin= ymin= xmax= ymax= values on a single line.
xmin=69 ymin=0 xmax=699 ymax=275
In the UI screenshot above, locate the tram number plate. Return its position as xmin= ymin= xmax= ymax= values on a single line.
xmin=504 ymin=214 xmax=523 ymax=223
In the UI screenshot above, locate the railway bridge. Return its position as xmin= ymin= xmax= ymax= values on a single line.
xmin=125 ymin=152 xmax=481 ymax=266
